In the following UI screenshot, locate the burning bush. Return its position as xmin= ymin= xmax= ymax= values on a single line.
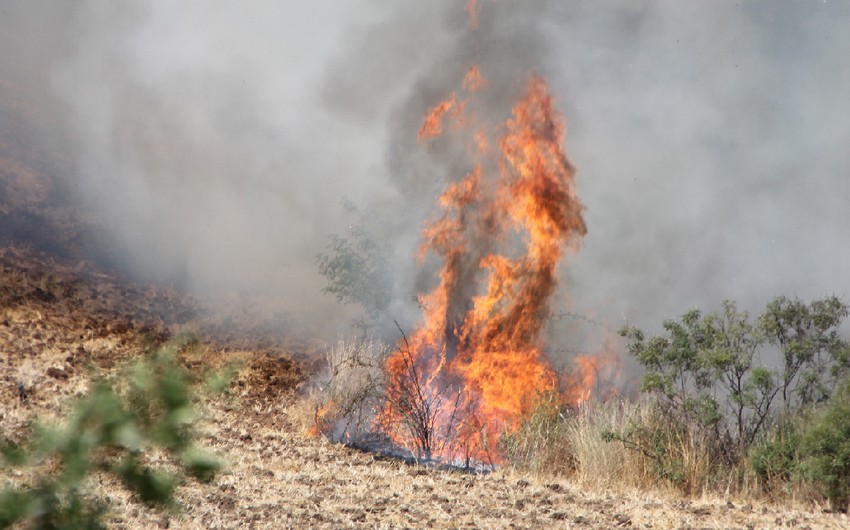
xmin=312 ymin=12 xmax=611 ymax=464
xmin=369 ymin=67 xmax=594 ymax=464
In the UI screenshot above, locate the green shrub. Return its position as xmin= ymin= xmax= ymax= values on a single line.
xmin=748 ymin=426 xmax=801 ymax=493
xmin=0 ymin=339 xmax=226 ymax=529
xmin=316 ymin=219 xmax=393 ymax=333
xmin=796 ymin=378 xmax=850 ymax=512
xmin=620 ymin=296 xmax=849 ymax=470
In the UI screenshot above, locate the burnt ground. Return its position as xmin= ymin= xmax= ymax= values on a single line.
xmin=1 ymin=246 xmax=848 ymax=530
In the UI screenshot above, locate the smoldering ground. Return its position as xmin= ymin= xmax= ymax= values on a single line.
xmin=1 ymin=1 xmax=849 ymax=343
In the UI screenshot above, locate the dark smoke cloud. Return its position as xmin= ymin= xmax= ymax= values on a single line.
xmin=2 ymin=1 xmax=849 ymax=342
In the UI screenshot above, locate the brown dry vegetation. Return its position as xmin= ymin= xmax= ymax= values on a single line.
xmin=2 ymin=247 xmax=848 ymax=529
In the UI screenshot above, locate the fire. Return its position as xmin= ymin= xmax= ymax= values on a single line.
xmin=466 ymin=0 xmax=480 ymax=31
xmin=417 ymin=67 xmax=486 ymax=143
xmin=380 ymin=62 xmax=596 ymax=463
xmin=463 ymin=66 xmax=488 ymax=93
xmin=417 ymin=94 xmax=460 ymax=142
xmin=562 ymin=345 xmax=623 ymax=405
xmin=308 ymin=399 xmax=335 ymax=438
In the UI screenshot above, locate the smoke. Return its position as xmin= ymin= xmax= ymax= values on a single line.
xmin=2 ymin=1 xmax=849 ymax=340
xmin=3 ymin=1 xmax=397 ymax=331
xmin=541 ymin=1 xmax=850 ymax=332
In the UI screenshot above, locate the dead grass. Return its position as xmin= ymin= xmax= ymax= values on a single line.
xmin=2 ymin=245 xmax=848 ymax=529
xmin=290 ymin=337 xmax=388 ymax=441
xmin=566 ymin=399 xmax=648 ymax=489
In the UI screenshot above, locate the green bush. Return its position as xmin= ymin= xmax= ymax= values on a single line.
xmin=796 ymin=378 xmax=850 ymax=512
xmin=750 ymin=378 xmax=850 ymax=511
xmin=0 ymin=339 xmax=226 ymax=529
xmin=316 ymin=221 xmax=392 ymax=333
xmin=620 ymin=296 xmax=849 ymax=467
xmin=748 ymin=427 xmax=801 ymax=493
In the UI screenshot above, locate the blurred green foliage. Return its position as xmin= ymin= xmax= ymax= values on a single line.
xmin=0 ymin=338 xmax=228 ymax=529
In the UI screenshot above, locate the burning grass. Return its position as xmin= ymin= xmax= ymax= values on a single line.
xmin=290 ymin=337 xmax=388 ymax=442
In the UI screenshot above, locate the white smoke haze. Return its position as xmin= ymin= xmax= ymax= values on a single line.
xmin=2 ymin=0 xmax=849 ymax=342
xmin=542 ymin=1 xmax=850 ymax=333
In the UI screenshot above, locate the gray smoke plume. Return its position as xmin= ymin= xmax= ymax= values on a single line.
xmin=2 ymin=1 xmax=849 ymax=343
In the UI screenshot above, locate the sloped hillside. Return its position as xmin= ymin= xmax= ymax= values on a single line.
xmin=1 ymin=22 xmax=846 ymax=526
xmin=2 ymin=246 xmax=846 ymax=529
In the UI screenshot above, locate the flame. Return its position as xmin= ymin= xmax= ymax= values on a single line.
xmin=562 ymin=345 xmax=623 ymax=405
xmin=307 ymin=399 xmax=335 ymax=437
xmin=418 ymin=94 xmax=460 ymax=142
xmin=463 ymin=66 xmax=488 ymax=93
xmin=380 ymin=67 xmax=600 ymax=463
xmin=466 ymin=0 xmax=480 ymax=31
xmin=417 ymin=66 xmax=487 ymax=144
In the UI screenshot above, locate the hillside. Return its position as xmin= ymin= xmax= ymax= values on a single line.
xmin=1 ymin=13 xmax=848 ymax=527
xmin=1 ymin=246 xmax=846 ymax=529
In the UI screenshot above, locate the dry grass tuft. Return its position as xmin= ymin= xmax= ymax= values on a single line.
xmin=290 ymin=337 xmax=388 ymax=441
xmin=504 ymin=397 xmax=720 ymax=496
xmin=565 ymin=400 xmax=645 ymax=489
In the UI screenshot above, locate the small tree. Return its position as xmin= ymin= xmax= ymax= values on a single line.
xmin=620 ymin=296 xmax=849 ymax=467
xmin=760 ymin=295 xmax=850 ymax=414
xmin=700 ymin=301 xmax=780 ymax=461
xmin=316 ymin=205 xmax=394 ymax=333
xmin=619 ymin=306 xmax=725 ymax=459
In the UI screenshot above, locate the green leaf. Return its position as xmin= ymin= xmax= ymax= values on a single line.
xmin=181 ymin=448 xmax=222 ymax=483
xmin=204 ymin=367 xmax=236 ymax=394
xmin=0 ymin=487 xmax=35 ymax=527
xmin=113 ymin=423 xmax=142 ymax=451
xmin=115 ymin=456 xmax=177 ymax=507
xmin=0 ymin=439 xmax=27 ymax=467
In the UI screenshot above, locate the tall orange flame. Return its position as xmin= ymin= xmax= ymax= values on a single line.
xmin=380 ymin=65 xmax=592 ymax=463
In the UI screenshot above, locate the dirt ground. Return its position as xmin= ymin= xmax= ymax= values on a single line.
xmin=1 ymin=245 xmax=847 ymax=530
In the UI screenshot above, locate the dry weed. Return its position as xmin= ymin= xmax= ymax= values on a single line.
xmin=291 ymin=337 xmax=389 ymax=441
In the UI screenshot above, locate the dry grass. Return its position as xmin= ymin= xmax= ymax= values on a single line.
xmin=566 ymin=400 xmax=649 ymax=489
xmin=2 ymin=246 xmax=848 ymax=529
xmin=508 ymin=397 xmax=761 ymax=499
xmin=290 ymin=337 xmax=388 ymax=441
